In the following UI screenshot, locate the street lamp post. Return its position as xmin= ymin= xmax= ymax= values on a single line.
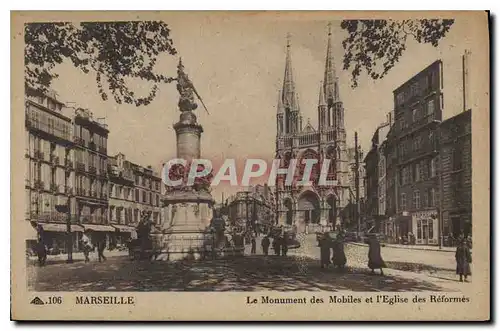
xmin=56 ymin=196 xmax=73 ymax=263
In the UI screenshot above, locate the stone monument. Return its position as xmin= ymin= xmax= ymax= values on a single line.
xmin=159 ymin=58 xmax=214 ymax=261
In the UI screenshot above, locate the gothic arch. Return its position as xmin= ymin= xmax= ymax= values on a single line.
xmin=297 ymin=190 xmax=320 ymax=224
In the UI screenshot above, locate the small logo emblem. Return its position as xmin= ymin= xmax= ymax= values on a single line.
xmin=30 ymin=297 xmax=44 ymax=305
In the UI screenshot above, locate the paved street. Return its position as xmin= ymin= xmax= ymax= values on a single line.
xmin=28 ymin=236 xmax=469 ymax=292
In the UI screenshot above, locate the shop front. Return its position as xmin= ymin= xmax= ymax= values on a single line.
xmin=411 ymin=210 xmax=439 ymax=246
xmin=82 ymin=224 xmax=116 ymax=249
xmin=394 ymin=212 xmax=412 ymax=244
xmin=110 ymin=224 xmax=137 ymax=249
xmin=35 ymin=222 xmax=84 ymax=253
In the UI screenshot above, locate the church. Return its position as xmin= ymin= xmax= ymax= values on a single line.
xmin=275 ymin=26 xmax=352 ymax=233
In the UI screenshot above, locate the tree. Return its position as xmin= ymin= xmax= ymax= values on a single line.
xmin=340 ymin=19 xmax=455 ymax=88
xmin=25 ymin=21 xmax=177 ymax=106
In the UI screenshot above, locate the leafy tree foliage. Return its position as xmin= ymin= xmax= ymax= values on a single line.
xmin=25 ymin=21 xmax=177 ymax=106
xmin=340 ymin=19 xmax=455 ymax=88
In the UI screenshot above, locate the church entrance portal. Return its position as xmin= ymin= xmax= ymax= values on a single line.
xmin=297 ymin=191 xmax=320 ymax=225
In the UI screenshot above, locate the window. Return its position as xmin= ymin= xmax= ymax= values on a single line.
xmin=428 ymin=220 xmax=434 ymax=239
xmin=413 ymin=190 xmax=420 ymax=209
xmin=427 ymin=99 xmax=435 ymax=117
xmin=401 ymin=193 xmax=407 ymax=211
xmin=452 ymin=147 xmax=463 ymax=171
xmin=420 ymin=161 xmax=428 ymax=181
xmin=135 ymin=189 xmax=139 ymax=202
xmin=415 ymin=163 xmax=421 ymax=182
xmin=156 ymin=194 xmax=160 ymax=207
xmin=109 ymin=184 xmax=114 ymax=197
xmin=150 ymin=192 xmax=153 ymax=205
xmin=142 ymin=190 xmax=147 ymax=203
xmin=412 ymin=109 xmax=419 ymax=122
xmin=134 ymin=209 xmax=139 ymax=222
xmin=429 ymin=131 xmax=435 ymax=150
xmin=400 ymin=117 xmax=406 ymax=131
xmin=135 ymin=175 xmax=139 ymax=185
xmin=396 ymin=92 xmax=405 ymax=106
xmin=430 ymin=157 xmax=437 ymax=177
xmin=429 ymin=188 xmax=436 ymax=207
xmin=413 ymin=136 xmax=422 ymax=152
xmin=422 ymin=189 xmax=428 ymax=207
xmin=48 ymin=99 xmax=56 ymax=110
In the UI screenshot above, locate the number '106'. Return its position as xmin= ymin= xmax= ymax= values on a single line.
xmin=47 ymin=296 xmax=62 ymax=304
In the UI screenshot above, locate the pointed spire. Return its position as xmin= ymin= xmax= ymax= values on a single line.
xmin=323 ymin=23 xmax=339 ymax=104
xmin=277 ymin=89 xmax=284 ymax=114
xmin=282 ymin=33 xmax=298 ymax=111
xmin=318 ymin=81 xmax=326 ymax=106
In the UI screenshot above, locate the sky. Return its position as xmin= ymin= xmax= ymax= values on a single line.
xmin=48 ymin=13 xmax=487 ymax=202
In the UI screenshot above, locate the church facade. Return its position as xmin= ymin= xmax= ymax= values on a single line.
xmin=275 ymin=27 xmax=351 ymax=233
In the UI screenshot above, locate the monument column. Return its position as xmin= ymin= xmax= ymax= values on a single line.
xmin=159 ymin=58 xmax=214 ymax=261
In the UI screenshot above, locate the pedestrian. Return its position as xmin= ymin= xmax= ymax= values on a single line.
xmin=448 ymin=232 xmax=455 ymax=247
xmin=261 ymin=236 xmax=270 ymax=256
xmin=319 ymin=233 xmax=331 ymax=269
xmin=281 ymin=235 xmax=288 ymax=257
xmin=455 ymin=238 xmax=472 ymax=282
xmin=36 ymin=241 xmax=47 ymax=267
xmin=250 ymin=235 xmax=256 ymax=255
xmin=273 ymin=237 xmax=281 ymax=256
xmin=82 ymin=241 xmax=91 ymax=263
xmin=97 ymin=240 xmax=107 ymax=262
xmin=331 ymin=234 xmax=347 ymax=270
xmin=367 ymin=235 xmax=386 ymax=275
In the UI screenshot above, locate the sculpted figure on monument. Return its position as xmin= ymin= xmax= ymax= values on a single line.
xmin=176 ymin=58 xmax=198 ymax=112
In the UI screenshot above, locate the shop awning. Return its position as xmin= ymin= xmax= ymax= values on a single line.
xmin=82 ymin=224 xmax=115 ymax=232
xmin=112 ymin=224 xmax=137 ymax=233
xmin=38 ymin=223 xmax=84 ymax=233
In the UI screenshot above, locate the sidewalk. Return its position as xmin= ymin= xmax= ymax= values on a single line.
xmin=349 ymin=241 xmax=456 ymax=252
xmin=28 ymin=249 xmax=129 ymax=263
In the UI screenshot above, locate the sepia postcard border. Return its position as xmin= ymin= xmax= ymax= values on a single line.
xmin=11 ymin=10 xmax=490 ymax=321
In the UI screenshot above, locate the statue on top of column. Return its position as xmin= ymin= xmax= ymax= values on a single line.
xmin=176 ymin=57 xmax=198 ymax=112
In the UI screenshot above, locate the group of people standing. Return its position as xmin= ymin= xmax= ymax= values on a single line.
xmin=319 ymin=232 xmax=386 ymax=275
xmin=250 ymin=234 xmax=289 ymax=257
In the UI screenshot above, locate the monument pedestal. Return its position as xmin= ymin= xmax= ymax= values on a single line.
xmin=158 ymin=190 xmax=214 ymax=261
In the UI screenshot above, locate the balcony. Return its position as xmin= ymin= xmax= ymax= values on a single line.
xmin=98 ymin=146 xmax=107 ymax=154
xmin=34 ymin=150 xmax=45 ymax=160
xmin=74 ymin=136 xmax=86 ymax=147
xmin=29 ymin=211 xmax=68 ymax=223
xmin=50 ymin=155 xmax=60 ymax=165
xmin=90 ymin=190 xmax=98 ymax=198
xmin=76 ymin=188 xmax=87 ymax=196
xmin=298 ymin=132 xmax=319 ymax=147
xmin=64 ymin=186 xmax=73 ymax=195
xmin=88 ymin=141 xmax=96 ymax=151
xmin=88 ymin=166 xmax=97 ymax=174
xmin=50 ymin=183 xmax=59 ymax=193
xmin=64 ymin=159 xmax=74 ymax=169
xmin=75 ymin=162 xmax=86 ymax=172
xmin=25 ymin=179 xmax=31 ymax=188
xmin=34 ymin=180 xmax=45 ymax=190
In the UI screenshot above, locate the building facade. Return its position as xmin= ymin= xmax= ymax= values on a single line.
xmin=227 ymin=184 xmax=275 ymax=232
xmin=274 ymin=27 xmax=351 ymax=233
xmin=440 ymin=109 xmax=472 ymax=239
xmin=73 ymin=108 xmax=113 ymax=245
xmin=25 ymin=89 xmax=79 ymax=252
xmin=384 ymin=60 xmax=443 ymax=245
xmin=363 ymin=120 xmax=391 ymax=232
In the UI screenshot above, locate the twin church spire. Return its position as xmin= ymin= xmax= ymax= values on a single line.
xmin=277 ymin=24 xmax=341 ymax=128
